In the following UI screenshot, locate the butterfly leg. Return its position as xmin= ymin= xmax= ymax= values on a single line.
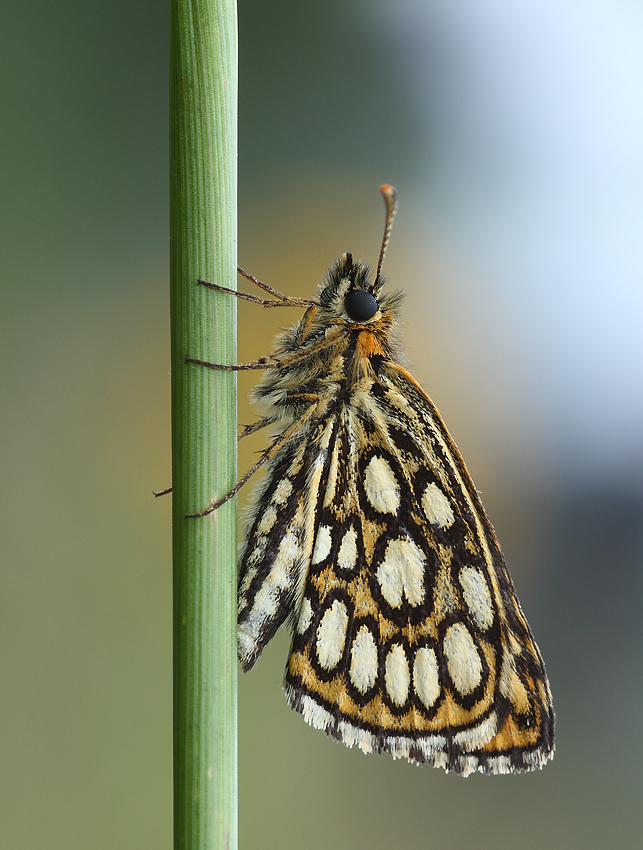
xmin=185 ymin=354 xmax=278 ymax=371
xmin=294 ymin=303 xmax=317 ymax=345
xmin=152 ymin=418 xmax=276 ymax=499
xmin=236 ymin=266 xmax=315 ymax=307
xmin=238 ymin=417 xmax=277 ymax=440
xmin=186 ymin=399 xmax=319 ymax=517
xmin=186 ymin=323 xmax=346 ymax=373
xmin=198 ymin=268 xmax=315 ymax=310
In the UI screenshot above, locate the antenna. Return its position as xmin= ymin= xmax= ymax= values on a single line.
xmin=374 ymin=184 xmax=398 ymax=292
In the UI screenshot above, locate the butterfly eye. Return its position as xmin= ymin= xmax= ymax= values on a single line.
xmin=344 ymin=289 xmax=378 ymax=322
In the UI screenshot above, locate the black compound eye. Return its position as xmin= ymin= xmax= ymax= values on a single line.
xmin=344 ymin=289 xmax=378 ymax=322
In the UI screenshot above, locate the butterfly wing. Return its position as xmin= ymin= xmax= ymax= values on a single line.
xmin=283 ymin=364 xmax=554 ymax=775
xmin=237 ymin=411 xmax=338 ymax=672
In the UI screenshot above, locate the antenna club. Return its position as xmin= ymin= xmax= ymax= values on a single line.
xmin=374 ymin=185 xmax=399 ymax=290
xmin=379 ymin=184 xmax=398 ymax=212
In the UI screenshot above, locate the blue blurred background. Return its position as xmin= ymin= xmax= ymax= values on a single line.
xmin=2 ymin=1 xmax=642 ymax=847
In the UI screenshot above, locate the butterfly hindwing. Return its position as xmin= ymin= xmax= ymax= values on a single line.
xmin=282 ymin=368 xmax=554 ymax=774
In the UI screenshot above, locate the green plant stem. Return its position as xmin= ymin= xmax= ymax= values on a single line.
xmin=169 ymin=0 xmax=237 ymax=848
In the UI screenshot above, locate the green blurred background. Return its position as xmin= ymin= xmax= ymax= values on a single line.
xmin=2 ymin=0 xmax=643 ymax=847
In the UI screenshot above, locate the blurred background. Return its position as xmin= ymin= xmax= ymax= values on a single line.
xmin=2 ymin=0 xmax=642 ymax=847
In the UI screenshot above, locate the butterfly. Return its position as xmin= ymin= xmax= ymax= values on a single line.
xmin=189 ymin=185 xmax=555 ymax=776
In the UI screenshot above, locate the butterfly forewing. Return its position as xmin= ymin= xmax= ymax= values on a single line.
xmin=236 ymin=414 xmax=336 ymax=671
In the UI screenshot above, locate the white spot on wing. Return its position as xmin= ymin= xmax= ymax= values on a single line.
xmin=385 ymin=644 xmax=410 ymax=705
xmin=349 ymin=626 xmax=378 ymax=693
xmin=454 ymin=712 xmax=497 ymax=750
xmin=237 ymin=627 xmax=258 ymax=664
xmin=499 ymin=652 xmax=530 ymax=713
xmin=322 ymin=439 xmax=341 ymax=509
xmin=238 ymin=565 xmax=257 ymax=596
xmin=459 ymin=566 xmax=494 ymax=630
xmin=251 ymin=582 xmax=279 ymax=620
xmin=316 ymin=600 xmax=349 ymax=669
xmin=241 ymin=531 xmax=300 ymax=649
xmin=413 ymin=647 xmax=440 ymax=709
xmin=272 ymin=478 xmax=293 ymax=505
xmin=422 ymin=483 xmax=455 ymax=529
xmin=376 ymin=537 xmax=425 ymax=607
xmin=443 ymin=623 xmax=483 ymax=695
xmin=297 ymin=597 xmax=313 ymax=634
xmin=364 ymin=456 xmax=400 ymax=514
xmin=257 ymin=505 xmax=278 ymax=534
xmin=311 ymin=525 xmax=332 ymax=565
xmin=271 ymin=532 xmax=299 ymax=587
xmin=337 ymin=527 xmax=358 ymax=570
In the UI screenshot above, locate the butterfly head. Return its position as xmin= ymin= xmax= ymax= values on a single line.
xmin=317 ymin=252 xmax=380 ymax=324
